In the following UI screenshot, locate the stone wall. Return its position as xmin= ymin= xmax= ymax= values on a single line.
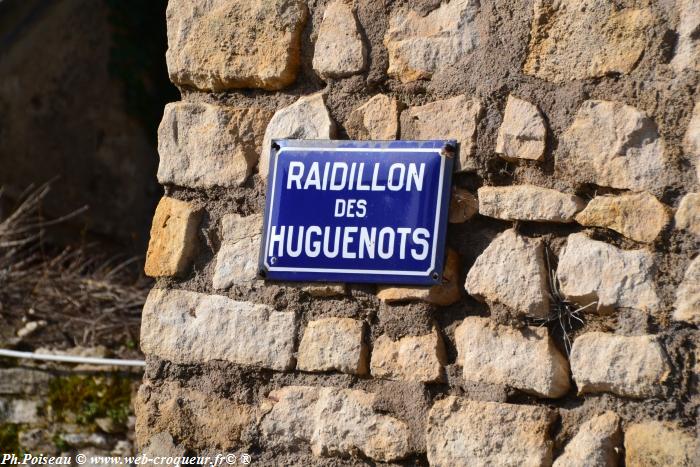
xmin=136 ymin=0 xmax=699 ymax=465
xmin=0 ymin=363 xmax=138 ymax=457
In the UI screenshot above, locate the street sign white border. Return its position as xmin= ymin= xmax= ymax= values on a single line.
xmin=263 ymin=146 xmax=446 ymax=276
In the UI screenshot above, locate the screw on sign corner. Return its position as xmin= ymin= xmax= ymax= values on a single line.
xmin=441 ymin=143 xmax=456 ymax=159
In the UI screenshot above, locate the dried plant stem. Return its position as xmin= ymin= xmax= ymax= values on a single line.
xmin=0 ymin=184 xmax=148 ymax=350
xmin=531 ymin=244 xmax=596 ymax=355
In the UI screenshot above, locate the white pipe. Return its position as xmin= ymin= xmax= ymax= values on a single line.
xmin=0 ymin=349 xmax=145 ymax=367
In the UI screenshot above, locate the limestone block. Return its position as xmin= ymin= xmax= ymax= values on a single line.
xmin=557 ymin=100 xmax=667 ymax=192
xmin=0 ymin=399 xmax=40 ymax=424
xmin=496 ymin=95 xmax=547 ymax=162
xmin=312 ymin=388 xmax=410 ymax=461
xmin=675 ymin=193 xmax=700 ymax=236
xmin=141 ymin=289 xmax=296 ymax=371
xmin=260 ymin=94 xmax=335 ymax=180
xmin=261 ymin=386 xmax=411 ymax=462
xmin=400 ymin=95 xmax=483 ymax=172
xmin=165 ymin=0 xmax=307 ymax=90
xmin=575 ymin=192 xmax=671 ymax=243
xmin=671 ymin=0 xmax=700 ymax=74
xmin=674 ymin=256 xmax=700 ymax=325
xmin=570 ymin=332 xmax=670 ymax=398
xmin=259 ymin=386 xmax=318 ymax=448
xmin=135 ymin=382 xmax=255 ymax=451
xmin=61 ymin=432 xmax=109 ymax=449
xmin=144 ymin=197 xmax=201 ymax=277
xmin=427 ymin=397 xmax=556 ymax=466
xmin=345 ymin=94 xmax=399 ymax=141
xmin=556 ymin=233 xmax=659 ymax=313
xmin=139 ymin=433 xmax=185 ymax=467
xmin=0 ymin=369 xmax=51 ymax=395
xmin=299 ymin=283 xmax=346 ymax=297
xmin=685 ymin=102 xmax=700 ymax=181
xmin=553 ymin=412 xmax=621 ymax=467
xmin=455 ymin=317 xmax=570 ymax=398
xmin=624 ymin=422 xmax=698 ymax=467
xmin=157 ymin=102 xmax=273 ymax=188
xmin=370 ymin=329 xmax=446 ymax=383
xmin=478 ymin=185 xmax=585 ymax=223
xmin=524 ymin=0 xmax=653 ymax=82
xmin=297 ymin=318 xmax=368 ymax=375
xmin=212 ymin=213 xmax=263 ymax=289
xmin=312 ymin=1 xmax=366 ymax=78
xmin=384 ymin=0 xmax=479 ymax=83
xmin=465 ymin=229 xmax=550 ymax=318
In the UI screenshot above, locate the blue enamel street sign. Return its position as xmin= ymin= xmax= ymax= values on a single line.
xmin=259 ymin=140 xmax=455 ymax=285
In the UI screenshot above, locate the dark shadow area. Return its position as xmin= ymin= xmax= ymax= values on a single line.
xmin=0 ymin=0 xmax=178 ymax=255
xmin=0 ymin=1 xmax=176 ymax=455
